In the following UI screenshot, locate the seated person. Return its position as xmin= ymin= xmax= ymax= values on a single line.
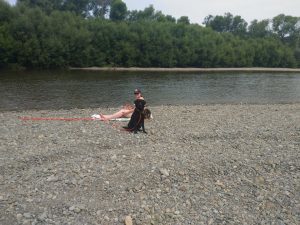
xmin=92 ymin=89 xmax=152 ymax=122
xmin=124 ymin=89 xmax=146 ymax=131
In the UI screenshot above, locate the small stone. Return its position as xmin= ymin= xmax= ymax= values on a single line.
xmin=74 ymin=208 xmax=81 ymax=213
xmin=22 ymin=219 xmax=31 ymax=225
xmin=179 ymin=185 xmax=187 ymax=192
xmin=23 ymin=213 xmax=32 ymax=219
xmin=26 ymin=198 xmax=33 ymax=202
xmin=164 ymin=179 xmax=171 ymax=183
xmin=257 ymin=195 xmax=264 ymax=201
xmin=47 ymin=175 xmax=58 ymax=182
xmin=125 ymin=215 xmax=133 ymax=225
xmin=174 ymin=211 xmax=180 ymax=215
xmin=47 ymin=194 xmax=53 ymax=199
xmin=178 ymin=171 xmax=185 ymax=176
xmin=208 ymin=218 xmax=214 ymax=225
xmin=111 ymin=154 xmax=117 ymax=160
xmin=38 ymin=212 xmax=47 ymax=221
xmin=71 ymin=179 xmax=77 ymax=185
xmin=139 ymin=193 xmax=146 ymax=200
xmin=69 ymin=204 xmax=84 ymax=213
xmin=185 ymin=200 xmax=191 ymax=206
xmin=134 ymin=183 xmax=143 ymax=192
xmin=104 ymin=215 xmax=109 ymax=221
xmin=77 ymin=204 xmax=85 ymax=210
xmin=96 ymin=210 xmax=101 ymax=216
xmin=16 ymin=214 xmax=22 ymax=220
xmin=255 ymin=176 xmax=265 ymax=185
xmin=215 ymin=180 xmax=225 ymax=188
xmin=159 ymin=168 xmax=169 ymax=177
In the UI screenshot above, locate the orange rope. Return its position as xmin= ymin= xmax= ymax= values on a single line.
xmin=20 ymin=117 xmax=95 ymax=121
xmin=19 ymin=116 xmax=130 ymax=132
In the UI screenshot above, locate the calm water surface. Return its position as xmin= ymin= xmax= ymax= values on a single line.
xmin=0 ymin=70 xmax=300 ymax=111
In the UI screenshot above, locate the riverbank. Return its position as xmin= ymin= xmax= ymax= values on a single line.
xmin=70 ymin=67 xmax=300 ymax=72
xmin=0 ymin=104 xmax=299 ymax=224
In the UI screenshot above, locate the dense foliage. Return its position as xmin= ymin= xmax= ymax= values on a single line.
xmin=0 ymin=0 xmax=299 ymax=69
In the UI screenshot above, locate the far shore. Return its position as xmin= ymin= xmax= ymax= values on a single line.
xmin=69 ymin=67 xmax=300 ymax=72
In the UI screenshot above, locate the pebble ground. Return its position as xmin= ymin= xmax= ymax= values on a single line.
xmin=0 ymin=104 xmax=299 ymax=225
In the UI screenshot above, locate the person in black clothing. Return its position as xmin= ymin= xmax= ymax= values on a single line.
xmin=123 ymin=89 xmax=147 ymax=133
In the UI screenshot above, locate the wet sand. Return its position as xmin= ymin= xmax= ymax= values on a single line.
xmin=0 ymin=104 xmax=299 ymax=224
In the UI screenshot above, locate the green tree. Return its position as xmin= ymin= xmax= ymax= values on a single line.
xmin=231 ymin=15 xmax=248 ymax=36
xmin=17 ymin=0 xmax=63 ymax=14
xmin=248 ymin=19 xmax=271 ymax=38
xmin=272 ymin=14 xmax=300 ymax=45
xmin=61 ymin=0 xmax=90 ymax=17
xmin=127 ymin=5 xmax=176 ymax=23
xmin=0 ymin=0 xmax=15 ymax=68
xmin=88 ymin=0 xmax=112 ymax=18
xmin=203 ymin=13 xmax=247 ymax=36
xmin=272 ymin=14 xmax=298 ymax=39
xmin=0 ymin=0 xmax=14 ymax=22
xmin=17 ymin=0 xmax=112 ymax=18
xmin=177 ymin=16 xmax=190 ymax=25
xmin=128 ymin=5 xmax=158 ymax=21
xmin=8 ymin=6 xmax=92 ymax=68
xmin=0 ymin=3 xmax=299 ymax=69
xmin=109 ymin=0 xmax=127 ymax=21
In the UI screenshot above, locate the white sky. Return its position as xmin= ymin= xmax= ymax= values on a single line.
xmin=6 ymin=0 xmax=300 ymax=24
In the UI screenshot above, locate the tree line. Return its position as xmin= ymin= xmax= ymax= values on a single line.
xmin=0 ymin=0 xmax=299 ymax=69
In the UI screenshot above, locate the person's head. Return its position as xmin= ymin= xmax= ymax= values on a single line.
xmin=134 ymin=88 xmax=142 ymax=98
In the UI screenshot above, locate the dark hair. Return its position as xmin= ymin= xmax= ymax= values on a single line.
xmin=134 ymin=88 xmax=141 ymax=94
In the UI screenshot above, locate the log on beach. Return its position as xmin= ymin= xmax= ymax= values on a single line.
xmin=0 ymin=104 xmax=299 ymax=224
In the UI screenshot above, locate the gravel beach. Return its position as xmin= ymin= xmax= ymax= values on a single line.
xmin=0 ymin=104 xmax=299 ymax=225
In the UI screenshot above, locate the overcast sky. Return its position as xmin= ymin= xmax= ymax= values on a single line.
xmin=6 ymin=0 xmax=300 ymax=24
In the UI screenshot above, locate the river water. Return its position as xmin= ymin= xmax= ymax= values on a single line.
xmin=0 ymin=70 xmax=300 ymax=111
